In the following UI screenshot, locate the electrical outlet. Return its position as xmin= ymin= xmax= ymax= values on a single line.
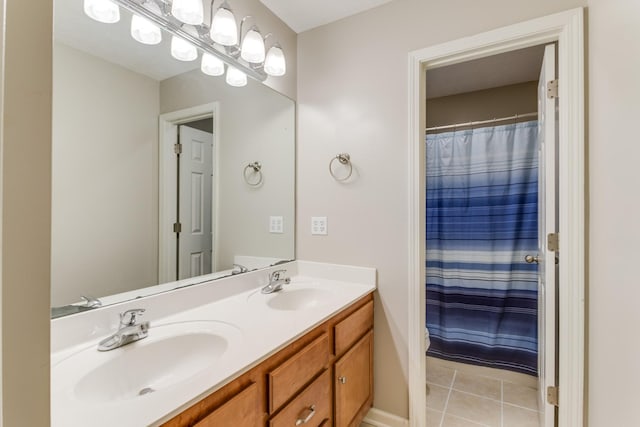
xmin=269 ymin=216 xmax=284 ymax=233
xmin=311 ymin=216 xmax=328 ymax=235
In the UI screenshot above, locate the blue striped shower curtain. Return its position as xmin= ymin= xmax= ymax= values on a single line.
xmin=425 ymin=121 xmax=539 ymax=375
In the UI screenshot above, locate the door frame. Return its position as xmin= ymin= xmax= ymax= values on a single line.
xmin=158 ymin=102 xmax=220 ymax=283
xmin=407 ymin=8 xmax=585 ymax=427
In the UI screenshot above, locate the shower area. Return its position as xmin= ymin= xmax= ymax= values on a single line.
xmin=423 ymin=44 xmax=557 ymax=426
xmin=425 ymin=120 xmax=539 ymax=375
xmin=424 ymin=46 xmax=545 ymax=387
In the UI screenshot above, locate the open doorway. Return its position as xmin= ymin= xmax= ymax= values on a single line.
xmin=423 ymin=44 xmax=558 ymax=427
xmin=407 ymin=8 xmax=585 ymax=427
xmin=158 ymin=102 xmax=220 ymax=284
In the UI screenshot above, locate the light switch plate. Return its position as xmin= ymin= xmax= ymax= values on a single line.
xmin=269 ymin=216 xmax=284 ymax=233
xmin=311 ymin=216 xmax=328 ymax=235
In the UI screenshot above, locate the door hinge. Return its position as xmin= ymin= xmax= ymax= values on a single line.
xmin=547 ymin=386 xmax=559 ymax=407
xmin=547 ymin=79 xmax=558 ymax=99
xmin=173 ymin=222 xmax=182 ymax=233
xmin=174 ymin=143 xmax=182 ymax=154
xmin=547 ymin=233 xmax=559 ymax=252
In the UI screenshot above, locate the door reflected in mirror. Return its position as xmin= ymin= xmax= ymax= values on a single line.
xmin=51 ymin=0 xmax=294 ymax=317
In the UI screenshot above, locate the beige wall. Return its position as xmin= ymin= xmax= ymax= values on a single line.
xmin=160 ymin=71 xmax=295 ymax=271
xmin=51 ymin=43 xmax=160 ymax=307
xmin=426 ymin=81 xmax=538 ymax=128
xmin=587 ymin=0 xmax=640 ymax=425
xmin=296 ymin=0 xmax=585 ymax=418
xmin=1 ymin=0 xmax=52 ymax=425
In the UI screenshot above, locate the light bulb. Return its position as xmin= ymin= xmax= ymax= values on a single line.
xmin=171 ymin=36 xmax=198 ymax=61
xmin=210 ymin=3 xmax=238 ymax=46
xmin=201 ymin=54 xmax=225 ymax=76
xmin=84 ymin=0 xmax=120 ymax=23
xmin=240 ymin=27 xmax=265 ymax=64
xmin=131 ymin=14 xmax=162 ymax=45
xmin=171 ymin=0 xmax=204 ymax=25
xmin=264 ymin=44 xmax=286 ymax=76
xmin=226 ymin=66 xmax=247 ymax=87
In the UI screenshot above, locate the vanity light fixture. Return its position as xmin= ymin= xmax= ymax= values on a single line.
xmin=130 ymin=2 xmax=162 ymax=44
xmin=171 ymin=0 xmax=204 ymax=25
xmin=84 ymin=0 xmax=120 ymax=23
xmin=171 ymin=35 xmax=198 ymax=61
xmin=240 ymin=24 xmax=265 ymax=64
xmin=201 ymin=53 xmax=225 ymax=76
xmin=225 ymin=66 xmax=247 ymax=87
xmin=210 ymin=1 xmax=238 ymax=46
xmin=87 ymin=0 xmax=287 ymax=86
xmin=264 ymin=42 xmax=286 ymax=76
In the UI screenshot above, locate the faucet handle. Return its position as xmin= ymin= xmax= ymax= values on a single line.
xmin=120 ymin=308 xmax=145 ymax=327
xmin=269 ymin=269 xmax=287 ymax=281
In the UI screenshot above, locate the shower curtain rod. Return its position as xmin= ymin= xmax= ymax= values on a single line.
xmin=425 ymin=112 xmax=538 ymax=133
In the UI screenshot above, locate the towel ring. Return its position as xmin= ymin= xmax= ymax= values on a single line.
xmin=329 ymin=153 xmax=353 ymax=181
xmin=243 ymin=161 xmax=263 ymax=186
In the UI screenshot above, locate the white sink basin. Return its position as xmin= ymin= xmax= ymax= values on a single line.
xmin=266 ymin=288 xmax=335 ymax=311
xmin=249 ymin=281 xmax=337 ymax=311
xmin=52 ymin=321 xmax=242 ymax=404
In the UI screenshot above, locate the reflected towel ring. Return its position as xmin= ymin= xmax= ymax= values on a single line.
xmin=243 ymin=161 xmax=263 ymax=186
xmin=329 ymin=153 xmax=353 ymax=181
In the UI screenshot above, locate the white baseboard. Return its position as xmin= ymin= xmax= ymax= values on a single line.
xmin=362 ymin=408 xmax=409 ymax=427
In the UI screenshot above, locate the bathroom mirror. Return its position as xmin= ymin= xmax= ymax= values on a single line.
xmin=51 ymin=0 xmax=295 ymax=317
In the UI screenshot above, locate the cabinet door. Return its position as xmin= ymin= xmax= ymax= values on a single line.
xmin=334 ymin=331 xmax=373 ymax=427
xmin=194 ymin=382 xmax=260 ymax=427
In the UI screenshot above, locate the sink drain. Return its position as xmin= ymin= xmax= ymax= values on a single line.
xmin=138 ymin=387 xmax=155 ymax=396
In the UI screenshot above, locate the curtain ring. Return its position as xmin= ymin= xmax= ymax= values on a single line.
xmin=243 ymin=161 xmax=263 ymax=186
xmin=329 ymin=153 xmax=353 ymax=181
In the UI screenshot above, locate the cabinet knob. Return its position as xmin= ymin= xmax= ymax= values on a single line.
xmin=338 ymin=376 xmax=347 ymax=384
xmin=295 ymin=405 xmax=316 ymax=425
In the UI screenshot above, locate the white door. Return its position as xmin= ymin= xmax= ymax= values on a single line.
xmin=535 ymin=43 xmax=558 ymax=427
xmin=178 ymin=125 xmax=214 ymax=279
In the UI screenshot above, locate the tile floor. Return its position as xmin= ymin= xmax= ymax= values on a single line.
xmin=426 ymin=363 xmax=541 ymax=427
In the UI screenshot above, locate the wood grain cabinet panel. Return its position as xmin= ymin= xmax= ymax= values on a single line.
xmin=194 ymin=382 xmax=259 ymax=427
xmin=334 ymin=331 xmax=373 ymax=427
xmin=334 ymin=300 xmax=373 ymax=356
xmin=269 ymin=369 xmax=331 ymax=427
xmin=269 ymin=333 xmax=330 ymax=413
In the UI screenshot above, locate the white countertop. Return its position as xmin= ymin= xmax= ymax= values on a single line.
xmin=50 ymin=261 xmax=376 ymax=427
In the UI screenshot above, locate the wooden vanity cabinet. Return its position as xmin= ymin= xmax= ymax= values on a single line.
xmin=161 ymin=293 xmax=374 ymax=427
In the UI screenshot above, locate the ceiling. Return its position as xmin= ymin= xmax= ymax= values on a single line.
xmin=259 ymin=0 xmax=394 ymax=33
xmin=426 ymin=45 xmax=546 ymax=99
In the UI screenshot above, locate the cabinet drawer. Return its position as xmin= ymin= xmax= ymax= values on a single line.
xmin=269 ymin=333 xmax=330 ymax=412
xmin=194 ymin=382 xmax=259 ymax=427
xmin=334 ymin=300 xmax=373 ymax=356
xmin=269 ymin=369 xmax=331 ymax=427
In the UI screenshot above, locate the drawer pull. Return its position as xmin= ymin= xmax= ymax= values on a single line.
xmin=295 ymin=405 xmax=316 ymax=425
xmin=338 ymin=376 xmax=347 ymax=384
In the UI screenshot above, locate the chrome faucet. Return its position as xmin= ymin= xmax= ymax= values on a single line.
xmin=80 ymin=295 xmax=102 ymax=308
xmin=98 ymin=308 xmax=149 ymax=351
xmin=261 ymin=269 xmax=291 ymax=294
xmin=232 ymin=263 xmax=249 ymax=275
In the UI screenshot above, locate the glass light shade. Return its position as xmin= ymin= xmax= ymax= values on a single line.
xmin=201 ymin=53 xmax=225 ymax=76
xmin=131 ymin=15 xmax=162 ymax=45
xmin=171 ymin=0 xmax=204 ymax=25
xmin=171 ymin=36 xmax=198 ymax=61
xmin=240 ymin=27 xmax=265 ymax=64
xmin=84 ymin=0 xmax=120 ymax=23
xmin=210 ymin=6 xmax=238 ymax=46
xmin=225 ymin=66 xmax=247 ymax=87
xmin=264 ymin=44 xmax=286 ymax=76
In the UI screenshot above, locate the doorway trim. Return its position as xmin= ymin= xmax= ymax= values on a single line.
xmin=158 ymin=102 xmax=220 ymax=283
xmin=407 ymin=8 xmax=585 ymax=427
